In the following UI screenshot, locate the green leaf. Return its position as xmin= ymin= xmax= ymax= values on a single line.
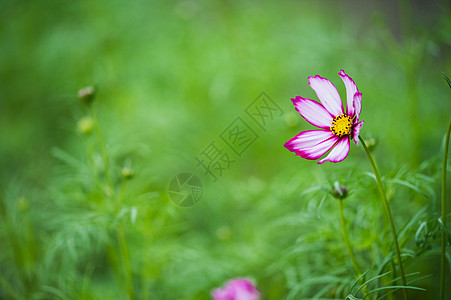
xmin=369 ymin=285 xmax=426 ymax=294
xmin=442 ymin=72 xmax=451 ymax=89
xmin=387 ymin=178 xmax=427 ymax=196
xmin=345 ymin=294 xmax=363 ymax=300
xmin=438 ymin=217 xmax=451 ymax=244
xmin=354 ymin=271 xmax=391 ymax=295
xmin=348 ymin=269 xmax=370 ymax=294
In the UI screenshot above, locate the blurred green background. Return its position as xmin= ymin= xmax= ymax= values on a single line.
xmin=0 ymin=0 xmax=450 ymax=299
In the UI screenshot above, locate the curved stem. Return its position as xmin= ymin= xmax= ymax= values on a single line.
xmin=359 ymin=136 xmax=407 ymax=300
xmin=339 ymin=199 xmax=361 ymax=275
xmin=440 ymin=119 xmax=451 ymax=300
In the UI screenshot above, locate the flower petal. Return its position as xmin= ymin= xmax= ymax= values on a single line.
xmin=353 ymin=92 xmax=362 ymax=122
xmin=352 ymin=121 xmax=364 ymax=146
xmin=291 ymin=96 xmax=334 ymax=129
xmin=318 ymin=137 xmax=350 ymax=164
xmin=212 ymin=278 xmax=260 ymax=300
xmin=308 ymin=75 xmax=343 ymax=117
xmin=338 ymin=70 xmax=359 ymax=118
xmin=211 ymin=288 xmax=228 ymax=300
xmin=284 ymin=130 xmax=338 ymax=160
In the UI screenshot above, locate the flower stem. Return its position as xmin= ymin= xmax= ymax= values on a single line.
xmin=86 ymin=106 xmax=134 ymax=298
xmin=117 ymin=224 xmax=135 ymax=300
xmin=89 ymin=106 xmax=112 ymax=189
xmin=338 ymin=199 xmax=370 ymax=297
xmin=359 ymin=136 xmax=408 ymax=300
xmin=440 ymin=119 xmax=451 ymax=300
xmin=339 ymin=199 xmax=361 ymax=276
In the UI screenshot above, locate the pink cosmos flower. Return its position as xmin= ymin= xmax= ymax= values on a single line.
xmin=211 ymin=278 xmax=261 ymax=300
xmin=284 ymin=70 xmax=364 ymax=164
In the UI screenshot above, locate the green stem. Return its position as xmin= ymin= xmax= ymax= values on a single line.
xmin=89 ymin=106 xmax=112 ymax=189
xmin=339 ymin=199 xmax=361 ymax=276
xmin=115 ymin=183 xmax=133 ymax=299
xmin=359 ymin=136 xmax=408 ymax=300
xmin=117 ymin=181 xmax=128 ymax=208
xmin=338 ymin=199 xmax=370 ymax=297
xmin=86 ymin=106 xmax=133 ymax=298
xmin=440 ymin=119 xmax=451 ymax=300
xmin=117 ymin=225 xmax=135 ymax=300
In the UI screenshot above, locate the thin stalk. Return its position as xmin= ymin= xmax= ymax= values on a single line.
xmin=116 ymin=180 xmax=134 ymax=299
xmin=339 ymin=199 xmax=361 ymax=276
xmin=85 ymin=106 xmax=134 ymax=299
xmin=440 ymin=119 xmax=451 ymax=300
xmin=117 ymin=181 xmax=128 ymax=208
xmin=359 ymin=136 xmax=408 ymax=300
xmin=89 ymin=106 xmax=112 ymax=188
xmin=117 ymin=225 xmax=135 ymax=300
xmin=339 ymin=199 xmax=369 ymax=297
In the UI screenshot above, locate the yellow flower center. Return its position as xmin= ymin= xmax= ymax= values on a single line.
xmin=331 ymin=114 xmax=352 ymax=137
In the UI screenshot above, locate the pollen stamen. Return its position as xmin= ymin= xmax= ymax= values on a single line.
xmin=331 ymin=114 xmax=352 ymax=137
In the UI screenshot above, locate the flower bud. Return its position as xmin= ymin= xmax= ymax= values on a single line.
xmin=121 ymin=167 xmax=134 ymax=180
xmin=78 ymin=86 xmax=96 ymax=105
xmin=364 ymin=137 xmax=377 ymax=152
xmin=332 ymin=181 xmax=347 ymax=199
xmin=77 ymin=116 xmax=94 ymax=135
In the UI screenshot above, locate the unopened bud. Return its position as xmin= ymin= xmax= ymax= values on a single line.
xmin=364 ymin=137 xmax=377 ymax=152
xmin=77 ymin=117 xmax=94 ymax=135
xmin=332 ymin=181 xmax=348 ymax=199
xmin=78 ymin=86 xmax=96 ymax=105
xmin=121 ymin=167 xmax=134 ymax=180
